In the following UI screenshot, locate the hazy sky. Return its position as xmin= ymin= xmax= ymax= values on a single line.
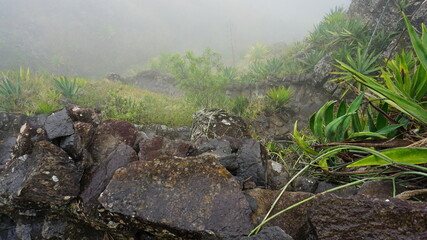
xmin=0 ymin=0 xmax=352 ymax=77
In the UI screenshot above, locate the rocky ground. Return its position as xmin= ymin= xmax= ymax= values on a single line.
xmin=0 ymin=107 xmax=426 ymax=240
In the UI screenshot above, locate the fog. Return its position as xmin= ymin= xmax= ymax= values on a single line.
xmin=0 ymin=0 xmax=351 ymax=78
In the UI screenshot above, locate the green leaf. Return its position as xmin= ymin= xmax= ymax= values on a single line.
xmin=347 ymin=93 xmax=364 ymax=113
xmin=337 ymin=101 xmax=347 ymax=118
xmin=325 ymin=112 xmax=354 ymax=142
xmin=347 ymin=147 xmax=427 ymax=167
xmin=324 ymin=102 xmax=336 ymax=126
xmin=403 ymin=13 xmax=427 ymax=73
xmin=376 ymin=124 xmax=403 ymax=135
xmin=375 ymin=103 xmax=388 ymax=130
xmin=348 ymin=131 xmax=387 ymax=139
xmin=338 ymin=61 xmax=427 ymax=124
xmin=313 ymin=101 xmax=336 ymax=140
xmin=293 ymin=121 xmax=318 ymax=156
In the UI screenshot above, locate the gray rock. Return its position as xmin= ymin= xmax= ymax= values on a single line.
xmin=80 ymin=143 xmax=138 ymax=210
xmin=269 ymin=174 xmax=290 ymax=190
xmin=357 ymin=179 xmax=405 ymax=198
xmin=191 ymin=109 xmax=250 ymax=141
xmin=314 ymin=181 xmax=357 ymax=197
xmin=238 ymin=226 xmax=294 ymax=240
xmin=98 ymin=155 xmax=253 ymax=239
xmin=44 ymin=109 xmax=74 ymax=140
xmin=67 ymin=106 xmax=102 ymax=126
xmin=236 ymin=139 xmax=266 ymax=186
xmin=292 ymin=177 xmax=318 ymax=193
xmin=60 ymin=121 xmax=95 ymax=161
xmin=314 ymin=53 xmax=333 ymax=86
xmin=17 ymin=141 xmax=83 ymax=206
xmin=310 ymin=194 xmax=427 ymax=239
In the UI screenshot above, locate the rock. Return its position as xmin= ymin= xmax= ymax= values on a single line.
xmin=12 ymin=122 xmax=48 ymax=158
xmin=81 ymin=143 xmax=138 ymax=210
xmin=193 ymin=137 xmax=239 ymax=173
xmin=41 ymin=215 xmax=105 ymax=240
xmin=44 ymin=109 xmax=75 ymax=140
xmin=191 ymin=109 xmax=250 ymax=141
xmin=235 ymin=139 xmax=266 ymax=186
xmin=292 ymin=177 xmax=318 ymax=193
xmin=357 ymin=180 xmax=406 ymax=198
xmin=106 ymin=72 xmax=124 ymax=82
xmin=17 ymin=141 xmax=83 ymax=206
xmin=314 ymin=53 xmax=333 ymax=86
xmin=269 ymin=174 xmax=290 ymax=190
xmin=314 ymin=181 xmax=357 ymax=197
xmin=237 ymin=226 xmax=294 ymax=240
xmin=67 ymin=106 xmax=102 ymax=126
xmin=60 ymin=121 xmax=95 ymax=161
xmin=246 ymin=188 xmax=315 ymax=240
xmin=89 ymin=120 xmax=139 ymax=168
xmin=98 ymin=155 xmax=253 ymax=239
xmin=138 ymin=136 xmax=193 ymax=161
xmin=0 ymin=136 xmax=17 ymax=170
xmin=136 ymin=123 xmax=191 ymax=140
xmin=310 ymin=194 xmax=427 ymax=239
xmin=123 ymin=70 xmax=182 ymax=97
xmin=0 ymin=215 xmax=16 ymax=239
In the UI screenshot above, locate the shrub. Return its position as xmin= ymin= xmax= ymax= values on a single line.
xmin=53 ymin=76 xmax=84 ymax=98
xmin=266 ymin=86 xmax=293 ymax=110
xmin=230 ymin=96 xmax=250 ymax=116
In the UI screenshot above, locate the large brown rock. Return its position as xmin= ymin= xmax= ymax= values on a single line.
xmin=246 ymin=188 xmax=315 ymax=240
xmin=310 ymin=194 xmax=427 ymax=240
xmin=138 ymin=135 xmax=194 ymax=161
xmin=17 ymin=141 xmax=83 ymax=206
xmin=98 ymin=155 xmax=253 ymax=239
xmin=80 ymin=143 xmax=138 ymax=209
xmin=89 ymin=120 xmax=139 ymax=168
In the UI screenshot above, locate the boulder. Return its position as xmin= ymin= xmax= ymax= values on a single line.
xmin=60 ymin=121 xmax=95 ymax=161
xmin=246 ymin=188 xmax=315 ymax=240
xmin=80 ymin=143 xmax=138 ymax=210
xmin=89 ymin=120 xmax=139 ymax=168
xmin=235 ymin=139 xmax=266 ymax=186
xmin=16 ymin=141 xmax=83 ymax=206
xmin=194 ymin=137 xmax=266 ymax=187
xmin=138 ymin=136 xmax=194 ymax=161
xmin=98 ymin=155 xmax=253 ymax=239
xmin=67 ymin=106 xmax=102 ymax=126
xmin=357 ymin=179 xmax=406 ymax=198
xmin=44 ymin=109 xmax=74 ymax=140
xmin=191 ymin=109 xmax=250 ymax=141
xmin=310 ymin=194 xmax=427 ymax=239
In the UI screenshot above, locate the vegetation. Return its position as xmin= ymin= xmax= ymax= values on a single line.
xmin=252 ymin=13 xmax=427 ymax=234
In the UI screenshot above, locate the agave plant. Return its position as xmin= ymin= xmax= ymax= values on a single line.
xmin=0 ymin=74 xmax=21 ymax=98
xmin=266 ymin=86 xmax=293 ymax=110
xmin=53 ymin=76 xmax=81 ymax=98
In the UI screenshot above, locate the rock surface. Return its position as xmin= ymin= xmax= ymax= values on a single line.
xmin=98 ymin=155 xmax=253 ymax=238
xmin=191 ymin=109 xmax=250 ymax=141
xmin=44 ymin=108 xmax=75 ymax=139
xmin=310 ymin=194 xmax=427 ymax=240
xmin=246 ymin=188 xmax=315 ymax=240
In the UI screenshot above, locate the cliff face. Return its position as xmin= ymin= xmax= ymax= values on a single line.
xmin=349 ymin=0 xmax=427 ymax=32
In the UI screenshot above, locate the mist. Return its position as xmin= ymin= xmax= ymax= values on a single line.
xmin=0 ymin=0 xmax=351 ymax=78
